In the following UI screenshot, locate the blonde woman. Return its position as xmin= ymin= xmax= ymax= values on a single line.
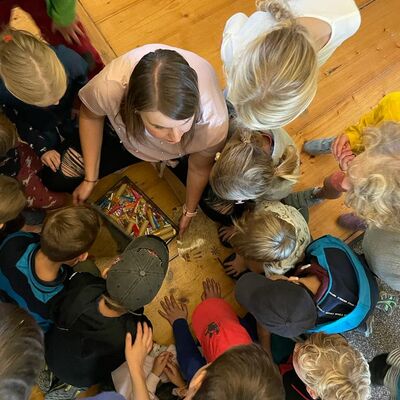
xmin=222 ymin=0 xmax=361 ymax=130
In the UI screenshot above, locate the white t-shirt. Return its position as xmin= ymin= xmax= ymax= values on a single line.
xmin=79 ymin=44 xmax=228 ymax=162
xmin=222 ymin=0 xmax=361 ymax=73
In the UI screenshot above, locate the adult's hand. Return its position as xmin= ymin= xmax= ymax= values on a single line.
xmin=52 ymin=20 xmax=84 ymax=45
xmin=72 ymin=180 xmax=96 ymax=205
xmin=178 ymin=214 xmax=192 ymax=238
xmin=41 ymin=150 xmax=61 ymax=172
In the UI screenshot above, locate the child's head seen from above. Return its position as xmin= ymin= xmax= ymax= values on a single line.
xmin=0 ymin=27 xmax=67 ymax=107
xmin=186 ymin=343 xmax=284 ymax=400
xmin=102 ymin=235 xmax=169 ymax=313
xmin=0 ymin=175 xmax=26 ymax=227
xmin=345 ymin=121 xmax=400 ymax=232
xmin=293 ymin=333 xmax=371 ymax=400
xmin=40 ymin=206 xmax=100 ymax=264
xmin=210 ymin=127 xmax=299 ymax=203
xmin=0 ymin=113 xmax=17 ymax=157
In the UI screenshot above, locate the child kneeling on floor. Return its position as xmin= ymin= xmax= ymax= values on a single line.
xmin=220 ymin=200 xmax=311 ymax=278
xmin=0 ymin=205 xmax=100 ymax=331
xmin=42 ymin=236 xmax=169 ymax=400
xmin=154 ymin=278 xmax=285 ymax=400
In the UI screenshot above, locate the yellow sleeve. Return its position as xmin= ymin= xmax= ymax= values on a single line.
xmin=345 ymin=92 xmax=400 ymax=154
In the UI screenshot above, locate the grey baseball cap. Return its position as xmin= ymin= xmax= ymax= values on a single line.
xmin=106 ymin=235 xmax=169 ymax=312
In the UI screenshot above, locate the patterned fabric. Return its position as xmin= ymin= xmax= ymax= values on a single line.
xmin=16 ymin=142 xmax=66 ymax=209
xmin=261 ymin=201 xmax=311 ymax=275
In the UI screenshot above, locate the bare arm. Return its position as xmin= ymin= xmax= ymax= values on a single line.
xmin=179 ymin=152 xmax=214 ymax=236
xmin=72 ymin=104 xmax=105 ymax=204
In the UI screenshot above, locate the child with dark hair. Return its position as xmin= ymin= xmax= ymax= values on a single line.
xmin=42 ymin=236 xmax=169 ymax=400
xmin=0 ymin=303 xmax=44 ymax=400
xmin=0 ymin=206 xmax=100 ymax=331
xmin=156 ymin=278 xmax=284 ymax=400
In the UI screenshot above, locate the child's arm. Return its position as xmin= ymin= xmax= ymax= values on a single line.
xmin=125 ymin=323 xmax=153 ymax=400
xmin=159 ymin=295 xmax=206 ymax=382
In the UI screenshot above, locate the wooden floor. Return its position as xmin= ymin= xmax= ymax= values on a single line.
xmin=10 ymin=0 xmax=400 ymax=398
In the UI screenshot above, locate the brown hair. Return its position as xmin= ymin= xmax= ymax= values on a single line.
xmin=194 ymin=344 xmax=284 ymax=400
xmin=0 ymin=27 xmax=67 ymax=107
xmin=210 ymin=128 xmax=299 ymax=201
xmin=0 ymin=113 xmax=17 ymax=156
xmin=120 ymin=49 xmax=200 ymax=146
xmin=231 ymin=207 xmax=296 ymax=263
xmin=0 ymin=176 xmax=26 ymax=224
xmin=296 ymin=333 xmax=371 ymax=400
xmin=40 ymin=206 xmax=101 ymax=262
xmin=0 ymin=303 xmax=44 ymax=400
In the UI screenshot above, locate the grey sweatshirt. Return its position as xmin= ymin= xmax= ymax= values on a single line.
xmin=363 ymin=227 xmax=400 ymax=291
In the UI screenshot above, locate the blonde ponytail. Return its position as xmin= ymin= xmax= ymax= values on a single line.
xmin=274 ymin=145 xmax=300 ymax=183
xmin=256 ymin=0 xmax=294 ymax=22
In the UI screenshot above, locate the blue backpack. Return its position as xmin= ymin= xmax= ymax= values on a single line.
xmin=304 ymin=235 xmax=378 ymax=334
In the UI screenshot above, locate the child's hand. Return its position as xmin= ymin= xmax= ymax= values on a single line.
xmin=125 ymin=322 xmax=153 ymax=374
xmin=152 ymin=351 xmax=171 ymax=377
xmin=164 ymin=360 xmax=186 ymax=389
xmin=201 ymin=278 xmax=221 ymax=300
xmin=52 ymin=20 xmax=84 ymax=45
xmin=218 ymin=225 xmax=236 ymax=242
xmin=41 ymin=150 xmax=61 ymax=172
xmin=223 ymin=254 xmax=247 ymax=278
xmin=159 ymin=295 xmax=188 ymax=325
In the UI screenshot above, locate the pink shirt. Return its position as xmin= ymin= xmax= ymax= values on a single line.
xmin=79 ymin=44 xmax=229 ymax=162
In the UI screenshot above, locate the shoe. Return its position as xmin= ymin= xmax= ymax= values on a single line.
xmin=37 ymin=366 xmax=53 ymax=393
xmin=284 ymin=188 xmax=324 ymax=209
xmin=376 ymin=292 xmax=399 ymax=316
xmin=303 ymin=137 xmax=335 ymax=156
xmin=45 ymin=383 xmax=85 ymax=400
xmin=337 ymin=213 xmax=367 ymax=231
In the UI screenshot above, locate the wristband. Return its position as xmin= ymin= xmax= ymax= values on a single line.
xmin=84 ymin=178 xmax=99 ymax=183
xmin=182 ymin=204 xmax=198 ymax=217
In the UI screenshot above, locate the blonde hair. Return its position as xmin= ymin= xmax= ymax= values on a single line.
xmin=231 ymin=206 xmax=296 ymax=265
xmin=0 ymin=113 xmax=17 ymax=156
xmin=345 ymin=121 xmax=400 ymax=231
xmin=210 ymin=128 xmax=299 ymax=202
xmin=0 ymin=176 xmax=26 ymax=224
xmin=296 ymin=333 xmax=371 ymax=400
xmin=226 ymin=0 xmax=318 ymax=130
xmin=41 ymin=206 xmax=101 ymax=262
xmin=0 ymin=27 xmax=67 ymax=107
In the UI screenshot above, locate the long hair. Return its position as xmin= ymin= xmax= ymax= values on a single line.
xmin=120 ymin=49 xmax=200 ymax=147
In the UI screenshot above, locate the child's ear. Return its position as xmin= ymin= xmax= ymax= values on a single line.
xmin=101 ymin=266 xmax=111 ymax=279
xmin=306 ymin=386 xmax=319 ymax=399
xmin=77 ymin=252 xmax=89 ymax=262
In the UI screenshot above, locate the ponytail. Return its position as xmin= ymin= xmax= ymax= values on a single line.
xmin=256 ymin=0 xmax=294 ymax=22
xmin=274 ymin=145 xmax=300 ymax=184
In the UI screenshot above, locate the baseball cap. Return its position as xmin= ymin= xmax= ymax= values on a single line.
xmin=106 ymin=235 xmax=169 ymax=312
xmin=235 ymin=272 xmax=317 ymax=338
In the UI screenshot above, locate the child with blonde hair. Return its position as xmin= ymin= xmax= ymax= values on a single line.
xmin=0 ymin=112 xmax=65 ymax=210
xmin=222 ymin=0 xmax=360 ymax=130
xmin=0 ymin=175 xmax=27 ymax=241
xmin=223 ymin=201 xmax=311 ymax=278
xmin=0 ymin=0 xmax=103 ymax=76
xmin=280 ymin=333 xmax=371 ymax=400
xmin=0 ymin=27 xmax=90 ymax=192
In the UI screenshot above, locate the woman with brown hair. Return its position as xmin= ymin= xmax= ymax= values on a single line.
xmin=72 ymin=45 xmax=229 ymax=235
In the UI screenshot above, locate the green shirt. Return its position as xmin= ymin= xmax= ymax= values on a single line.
xmin=45 ymin=0 xmax=76 ymax=27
